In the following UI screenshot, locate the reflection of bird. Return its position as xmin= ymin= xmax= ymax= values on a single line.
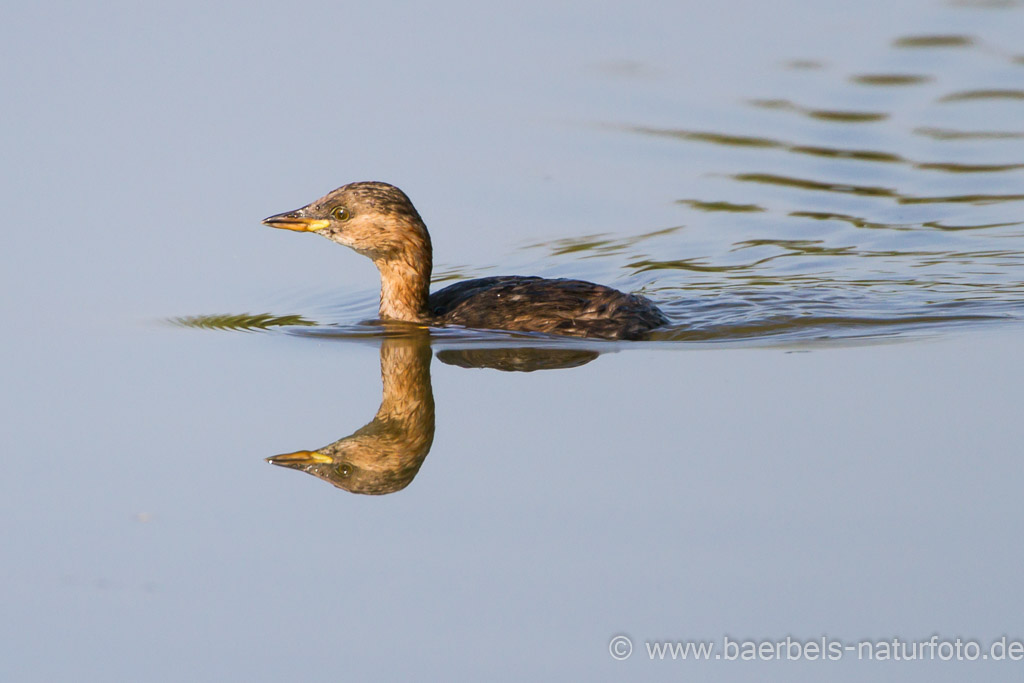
xmin=263 ymin=182 xmax=667 ymax=340
xmin=266 ymin=330 xmax=602 ymax=495
xmin=437 ymin=347 xmax=598 ymax=372
xmin=268 ymin=334 xmax=435 ymax=495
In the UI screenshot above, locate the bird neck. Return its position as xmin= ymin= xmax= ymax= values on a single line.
xmin=375 ymin=253 xmax=432 ymax=322
xmin=366 ymin=216 xmax=433 ymax=322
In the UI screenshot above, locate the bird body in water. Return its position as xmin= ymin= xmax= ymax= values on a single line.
xmin=262 ymin=182 xmax=668 ymax=340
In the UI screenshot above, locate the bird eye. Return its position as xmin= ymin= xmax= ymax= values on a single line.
xmin=336 ymin=463 xmax=353 ymax=478
xmin=331 ymin=206 xmax=350 ymax=221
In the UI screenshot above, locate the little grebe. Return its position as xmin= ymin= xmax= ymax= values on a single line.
xmin=262 ymin=182 xmax=668 ymax=339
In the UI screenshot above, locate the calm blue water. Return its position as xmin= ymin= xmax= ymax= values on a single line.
xmin=2 ymin=1 xmax=1023 ymax=681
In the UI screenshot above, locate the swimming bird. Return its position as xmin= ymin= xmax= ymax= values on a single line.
xmin=262 ymin=182 xmax=667 ymax=339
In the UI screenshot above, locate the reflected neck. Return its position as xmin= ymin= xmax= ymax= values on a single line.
xmin=377 ymin=337 xmax=434 ymax=425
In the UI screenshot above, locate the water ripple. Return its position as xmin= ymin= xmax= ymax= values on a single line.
xmin=171 ymin=312 xmax=317 ymax=332
xmin=632 ymin=125 xmax=1024 ymax=175
xmin=892 ymin=34 xmax=975 ymax=48
xmin=914 ymin=127 xmax=1024 ymax=140
xmin=851 ymin=73 xmax=933 ymax=86
xmin=939 ymin=88 xmax=1024 ymax=102
xmin=749 ymin=98 xmax=889 ymax=122
xmin=734 ymin=173 xmax=1024 ymax=205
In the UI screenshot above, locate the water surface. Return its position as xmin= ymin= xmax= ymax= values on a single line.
xmin=2 ymin=1 xmax=1023 ymax=681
